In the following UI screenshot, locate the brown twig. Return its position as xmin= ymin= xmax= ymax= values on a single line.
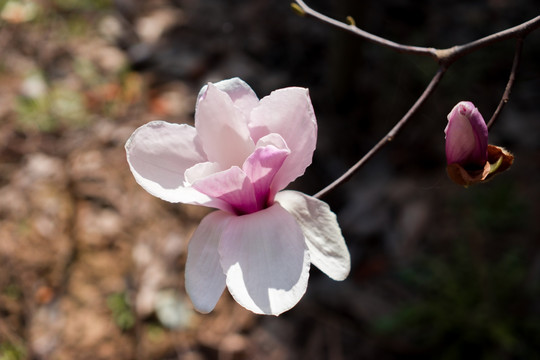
xmin=438 ymin=17 xmax=538 ymax=66
xmin=487 ymin=38 xmax=524 ymax=129
xmin=293 ymin=0 xmax=438 ymax=59
xmin=293 ymin=0 xmax=540 ymax=66
xmin=314 ymin=66 xmax=447 ymax=199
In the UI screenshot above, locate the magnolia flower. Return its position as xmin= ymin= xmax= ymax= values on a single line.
xmin=445 ymin=101 xmax=513 ymax=186
xmin=125 ymin=78 xmax=350 ymax=315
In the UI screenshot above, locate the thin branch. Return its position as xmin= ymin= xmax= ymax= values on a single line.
xmin=487 ymin=38 xmax=524 ymax=129
xmin=293 ymin=0 xmax=438 ymax=59
xmin=314 ymin=66 xmax=447 ymax=199
xmin=293 ymin=0 xmax=540 ymax=66
xmin=439 ymin=17 xmax=538 ymax=66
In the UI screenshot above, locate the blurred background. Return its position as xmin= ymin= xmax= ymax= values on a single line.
xmin=0 ymin=0 xmax=539 ymax=359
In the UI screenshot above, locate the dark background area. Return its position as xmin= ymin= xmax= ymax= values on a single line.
xmin=0 ymin=0 xmax=539 ymax=359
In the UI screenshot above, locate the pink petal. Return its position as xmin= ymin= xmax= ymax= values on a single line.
xmin=185 ymin=211 xmax=232 ymax=313
xmin=252 ymin=134 xmax=293 ymax=199
xmin=445 ymin=101 xmax=488 ymax=166
xmin=242 ymin=144 xmax=290 ymax=209
xmin=192 ymin=166 xmax=258 ymax=215
xmin=195 ymin=83 xmax=255 ymax=168
xmin=125 ymin=121 xmax=211 ymax=204
xmin=255 ymin=133 xmax=289 ymax=150
xmin=183 ymin=162 xmax=235 ymax=212
xmin=197 ymin=77 xmax=259 ymax=116
xmin=219 ymin=203 xmax=310 ymax=315
xmin=249 ymin=87 xmax=317 ymax=191
xmin=184 ymin=161 xmax=224 ymax=186
xmin=276 ymin=191 xmax=350 ymax=281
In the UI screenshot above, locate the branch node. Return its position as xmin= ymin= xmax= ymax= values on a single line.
xmin=435 ymin=46 xmax=458 ymax=64
xmin=346 ymin=16 xmax=356 ymax=27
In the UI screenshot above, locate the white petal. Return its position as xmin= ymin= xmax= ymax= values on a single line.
xmin=195 ymin=83 xmax=255 ymax=168
xmin=125 ymin=121 xmax=211 ymax=204
xmin=275 ymin=191 xmax=350 ymax=281
xmin=185 ymin=211 xmax=232 ymax=313
xmin=249 ymin=87 xmax=317 ymax=191
xmin=219 ymin=203 xmax=310 ymax=315
xmin=197 ymin=77 xmax=259 ymax=116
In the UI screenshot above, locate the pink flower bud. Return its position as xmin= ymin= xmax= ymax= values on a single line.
xmin=444 ymin=101 xmax=514 ymax=187
xmin=445 ymin=101 xmax=488 ymax=168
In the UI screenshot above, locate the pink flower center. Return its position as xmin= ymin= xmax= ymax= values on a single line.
xmin=193 ymin=145 xmax=290 ymax=216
